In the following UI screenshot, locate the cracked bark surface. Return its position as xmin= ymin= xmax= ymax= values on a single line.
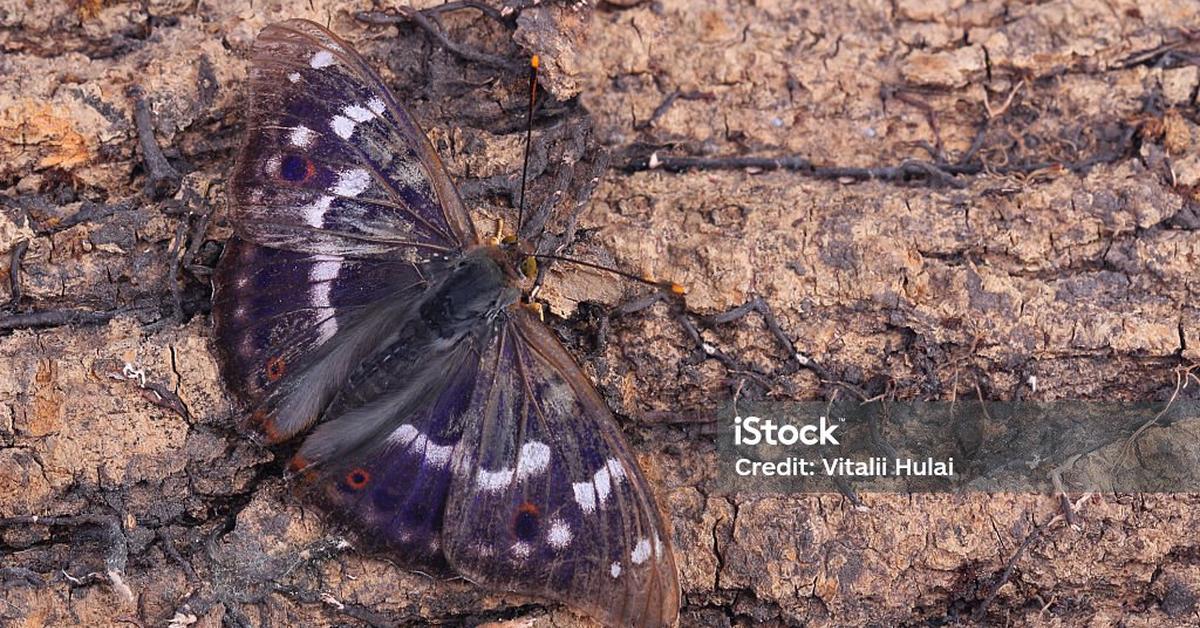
xmin=2 ymin=0 xmax=1199 ymax=626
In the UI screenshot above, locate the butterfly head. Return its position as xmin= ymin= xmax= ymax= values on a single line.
xmin=494 ymin=235 xmax=540 ymax=290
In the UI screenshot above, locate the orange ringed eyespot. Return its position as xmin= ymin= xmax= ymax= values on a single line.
xmin=265 ymin=356 xmax=286 ymax=381
xmin=345 ymin=468 xmax=371 ymax=490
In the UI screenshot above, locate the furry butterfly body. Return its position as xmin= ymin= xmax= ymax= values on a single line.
xmin=211 ymin=19 xmax=679 ymax=627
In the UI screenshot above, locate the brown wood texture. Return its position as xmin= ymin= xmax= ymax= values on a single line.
xmin=2 ymin=1 xmax=1199 ymax=625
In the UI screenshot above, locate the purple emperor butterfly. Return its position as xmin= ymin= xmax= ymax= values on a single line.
xmin=211 ymin=19 xmax=680 ymax=627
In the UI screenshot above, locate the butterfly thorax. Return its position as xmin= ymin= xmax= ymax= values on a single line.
xmin=419 ymin=245 xmax=524 ymax=340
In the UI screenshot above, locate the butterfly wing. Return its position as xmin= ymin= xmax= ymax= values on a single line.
xmin=212 ymin=238 xmax=424 ymax=405
xmin=442 ymin=309 xmax=681 ymax=627
xmin=214 ymin=19 xmax=477 ymax=439
xmin=230 ymin=18 xmax=476 ymax=256
xmin=293 ymin=327 xmax=485 ymax=572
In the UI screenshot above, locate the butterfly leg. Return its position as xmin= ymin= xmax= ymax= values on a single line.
xmin=695 ymin=296 xmax=831 ymax=382
xmin=486 ymin=217 xmax=505 ymax=245
xmin=6 ymin=238 xmax=29 ymax=311
xmin=524 ymin=301 xmax=545 ymax=321
xmin=596 ymin=290 xmax=830 ymax=396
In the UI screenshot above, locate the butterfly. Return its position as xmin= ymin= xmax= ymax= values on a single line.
xmin=210 ymin=19 xmax=680 ymax=627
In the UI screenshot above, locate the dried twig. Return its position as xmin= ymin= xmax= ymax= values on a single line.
xmin=6 ymin=238 xmax=29 ymax=310
xmin=355 ymin=6 xmax=522 ymax=71
xmin=0 ymin=308 xmax=117 ymax=332
xmin=128 ymin=86 xmax=182 ymax=200
xmin=636 ymin=89 xmax=715 ymax=130
xmin=0 ymin=514 xmax=133 ymax=603
xmin=983 ymin=80 xmax=1025 ymax=119
xmin=621 ymin=146 xmax=1130 ymax=185
xmin=1113 ymin=363 xmax=1200 ymax=474
xmin=971 ymin=494 xmax=1092 ymax=621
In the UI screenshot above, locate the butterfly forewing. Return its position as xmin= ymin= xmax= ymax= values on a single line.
xmin=232 ymin=20 xmax=477 ymax=257
xmin=442 ymin=311 xmax=680 ymax=628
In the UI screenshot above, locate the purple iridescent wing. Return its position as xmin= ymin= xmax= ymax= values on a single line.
xmin=212 ymin=239 xmax=424 ymax=410
xmin=293 ymin=328 xmax=484 ymax=572
xmin=230 ymin=19 xmax=476 ymax=256
xmin=214 ymin=19 xmax=475 ymax=441
xmin=442 ymin=310 xmax=681 ymax=628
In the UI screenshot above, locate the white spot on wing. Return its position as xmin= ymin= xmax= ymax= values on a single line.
xmin=610 ymin=561 xmax=622 ymax=578
xmin=477 ymin=468 xmax=514 ymax=491
xmin=287 ymin=71 xmax=301 ymax=83
xmin=312 ymin=282 xmax=336 ymax=343
xmin=515 ymin=441 xmax=551 ymax=480
xmin=301 ymin=195 xmax=333 ymax=228
xmin=330 ymin=115 xmax=355 ymax=139
xmin=309 ymin=50 xmax=335 ymax=68
xmin=313 ymin=311 xmax=337 ymax=344
xmin=631 ymin=538 xmax=651 ymax=565
xmin=511 ymin=542 xmax=532 ymax=560
xmin=332 ymin=168 xmax=371 ymax=197
xmin=309 ymin=255 xmax=341 ymax=281
xmin=343 ymin=103 xmax=375 ymax=122
xmin=607 ymin=458 xmax=627 ymax=482
xmin=593 ymin=466 xmax=611 ymax=504
xmin=547 ymin=518 xmax=571 ymax=549
xmin=308 ymin=256 xmax=341 ymax=342
xmin=388 ymin=424 xmax=419 ymax=446
xmin=410 ymin=433 xmax=450 ymax=467
xmin=424 ymin=441 xmax=453 ymax=468
xmin=573 ymin=482 xmax=596 ymax=513
xmin=366 ymin=97 xmax=386 ymax=115
xmin=289 ymin=125 xmax=316 ymax=147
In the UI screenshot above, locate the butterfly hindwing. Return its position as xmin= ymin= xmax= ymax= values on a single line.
xmin=442 ymin=310 xmax=681 ymax=628
xmin=298 ymin=334 xmax=484 ymax=572
xmin=212 ymin=238 xmax=424 ymax=405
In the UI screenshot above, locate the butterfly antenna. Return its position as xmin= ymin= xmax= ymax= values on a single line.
xmin=516 ymin=54 xmax=539 ymax=239
xmin=532 ymin=253 xmax=688 ymax=296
